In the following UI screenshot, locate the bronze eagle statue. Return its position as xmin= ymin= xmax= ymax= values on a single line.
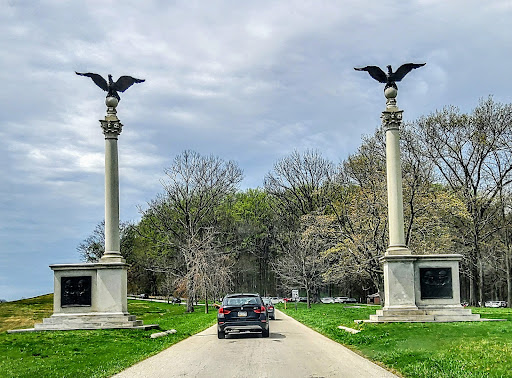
xmin=354 ymin=63 xmax=425 ymax=90
xmin=75 ymin=72 xmax=145 ymax=101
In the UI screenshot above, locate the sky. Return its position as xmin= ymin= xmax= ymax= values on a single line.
xmin=1 ymin=0 xmax=512 ymax=301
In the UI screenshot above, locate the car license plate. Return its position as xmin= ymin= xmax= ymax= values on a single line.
xmin=238 ymin=311 xmax=247 ymax=317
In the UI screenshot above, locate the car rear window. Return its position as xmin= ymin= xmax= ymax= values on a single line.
xmin=225 ymin=296 xmax=261 ymax=306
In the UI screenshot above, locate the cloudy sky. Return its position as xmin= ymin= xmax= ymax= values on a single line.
xmin=1 ymin=0 xmax=512 ymax=301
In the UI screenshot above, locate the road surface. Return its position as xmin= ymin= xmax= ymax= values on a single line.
xmin=115 ymin=310 xmax=397 ymax=377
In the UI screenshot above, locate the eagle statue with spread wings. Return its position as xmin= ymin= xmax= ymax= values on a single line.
xmin=75 ymin=72 xmax=145 ymax=101
xmin=354 ymin=63 xmax=425 ymax=90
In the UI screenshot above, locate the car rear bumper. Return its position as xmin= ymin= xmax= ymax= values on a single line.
xmin=218 ymin=321 xmax=268 ymax=333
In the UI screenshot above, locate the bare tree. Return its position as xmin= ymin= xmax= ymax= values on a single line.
xmin=185 ymin=228 xmax=234 ymax=313
xmin=264 ymin=149 xmax=335 ymax=220
xmin=273 ymin=214 xmax=333 ymax=308
xmin=77 ymin=220 xmax=135 ymax=262
xmin=139 ymin=150 xmax=243 ymax=312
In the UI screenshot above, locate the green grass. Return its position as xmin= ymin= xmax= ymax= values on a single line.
xmin=278 ymin=303 xmax=512 ymax=378
xmin=0 ymin=295 xmax=216 ymax=377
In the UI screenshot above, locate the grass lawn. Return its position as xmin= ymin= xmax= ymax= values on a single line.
xmin=278 ymin=302 xmax=512 ymax=377
xmin=0 ymin=294 xmax=217 ymax=377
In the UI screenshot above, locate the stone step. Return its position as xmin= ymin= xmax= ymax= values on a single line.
xmin=434 ymin=314 xmax=481 ymax=322
xmin=426 ymin=309 xmax=474 ymax=316
xmin=376 ymin=308 xmax=475 ymax=317
xmin=35 ymin=320 xmax=145 ymax=330
xmin=33 ymin=314 xmax=147 ymax=330
xmin=41 ymin=315 xmax=135 ymax=324
xmin=375 ymin=309 xmax=427 ymax=316
xmin=369 ymin=314 xmax=436 ymax=322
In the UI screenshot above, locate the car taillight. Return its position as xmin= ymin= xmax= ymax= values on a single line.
xmin=268 ymin=306 xmax=274 ymax=310
xmin=253 ymin=305 xmax=266 ymax=314
xmin=218 ymin=307 xmax=231 ymax=314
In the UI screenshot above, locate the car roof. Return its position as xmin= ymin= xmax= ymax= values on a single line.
xmin=225 ymin=293 xmax=260 ymax=298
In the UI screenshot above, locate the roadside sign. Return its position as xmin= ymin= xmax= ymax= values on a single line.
xmin=291 ymin=290 xmax=299 ymax=300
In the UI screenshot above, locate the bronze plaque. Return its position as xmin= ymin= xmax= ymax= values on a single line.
xmin=420 ymin=268 xmax=453 ymax=299
xmin=61 ymin=276 xmax=92 ymax=307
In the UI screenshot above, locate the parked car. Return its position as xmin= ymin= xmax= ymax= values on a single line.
xmin=484 ymin=301 xmax=507 ymax=308
xmin=262 ymin=298 xmax=276 ymax=320
xmin=217 ymin=293 xmax=270 ymax=339
xmin=321 ymin=297 xmax=335 ymax=304
xmin=299 ymin=297 xmax=308 ymax=302
xmin=334 ymin=297 xmax=348 ymax=303
xmin=344 ymin=298 xmax=358 ymax=304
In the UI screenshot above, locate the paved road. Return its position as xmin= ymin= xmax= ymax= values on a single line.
xmin=115 ymin=310 xmax=397 ymax=378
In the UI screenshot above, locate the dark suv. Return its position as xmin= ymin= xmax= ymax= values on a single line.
xmin=217 ymin=293 xmax=269 ymax=339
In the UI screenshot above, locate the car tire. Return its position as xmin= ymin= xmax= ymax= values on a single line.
xmin=271 ymin=315 xmax=275 ymax=320
xmin=217 ymin=330 xmax=225 ymax=339
xmin=262 ymin=328 xmax=270 ymax=338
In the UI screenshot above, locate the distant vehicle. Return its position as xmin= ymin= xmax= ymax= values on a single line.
xmin=334 ymin=297 xmax=348 ymax=303
xmin=484 ymin=301 xmax=507 ymax=308
xmin=321 ymin=297 xmax=335 ymax=304
xmin=344 ymin=298 xmax=358 ymax=304
xmin=271 ymin=297 xmax=284 ymax=304
xmin=299 ymin=297 xmax=308 ymax=302
xmin=263 ymin=298 xmax=276 ymax=320
xmin=217 ymin=293 xmax=269 ymax=339
xmin=170 ymin=297 xmax=181 ymax=304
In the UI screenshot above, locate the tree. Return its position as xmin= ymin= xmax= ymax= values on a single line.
xmin=77 ymin=220 xmax=156 ymax=294
xmin=229 ymin=189 xmax=276 ymax=295
xmin=264 ymin=149 xmax=335 ymax=222
xmin=273 ymin=214 xmax=332 ymax=308
xmin=413 ymin=97 xmax=512 ymax=305
xmin=324 ymin=134 xmax=388 ymax=298
xmin=324 ymin=127 xmax=462 ymax=302
xmin=77 ymin=220 xmax=136 ymax=263
xmin=138 ymin=150 xmax=243 ymax=312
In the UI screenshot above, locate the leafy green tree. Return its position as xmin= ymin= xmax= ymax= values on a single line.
xmin=229 ymin=189 xmax=276 ymax=295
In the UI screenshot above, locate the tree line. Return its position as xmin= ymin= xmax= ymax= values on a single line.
xmin=78 ymin=97 xmax=512 ymax=310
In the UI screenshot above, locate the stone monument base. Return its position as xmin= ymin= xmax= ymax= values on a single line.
xmin=366 ymin=307 xmax=481 ymax=323
xmin=9 ymin=262 xmax=158 ymax=333
xmin=364 ymin=254 xmax=483 ymax=323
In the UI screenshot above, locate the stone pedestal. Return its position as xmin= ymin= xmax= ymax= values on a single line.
xmin=367 ymin=254 xmax=481 ymax=322
xmin=31 ymin=263 xmax=156 ymax=330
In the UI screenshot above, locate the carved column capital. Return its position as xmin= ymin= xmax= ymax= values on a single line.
xmin=100 ymin=105 xmax=123 ymax=139
xmin=100 ymin=119 xmax=123 ymax=139
xmin=381 ymin=109 xmax=403 ymax=131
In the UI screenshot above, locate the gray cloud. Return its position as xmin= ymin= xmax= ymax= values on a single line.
xmin=1 ymin=0 xmax=511 ymax=300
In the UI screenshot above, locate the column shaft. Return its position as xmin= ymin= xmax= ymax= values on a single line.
xmin=99 ymin=103 xmax=124 ymax=263
xmin=381 ymin=98 xmax=410 ymax=256
xmin=385 ymin=127 xmax=406 ymax=248
xmin=104 ymin=137 xmax=120 ymax=256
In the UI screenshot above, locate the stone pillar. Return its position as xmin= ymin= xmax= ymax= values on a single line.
xmin=381 ymin=87 xmax=410 ymax=256
xmin=99 ymin=97 xmax=124 ymax=263
xmin=380 ymin=87 xmax=417 ymax=311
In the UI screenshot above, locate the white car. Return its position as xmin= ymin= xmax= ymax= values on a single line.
xmin=321 ymin=297 xmax=335 ymax=304
xmin=334 ymin=297 xmax=349 ymax=303
xmin=484 ymin=301 xmax=507 ymax=308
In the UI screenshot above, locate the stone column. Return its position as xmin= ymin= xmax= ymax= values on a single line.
xmin=99 ymin=97 xmax=125 ymax=263
xmin=381 ymin=87 xmax=411 ymax=256
xmin=380 ymin=87 xmax=417 ymax=311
